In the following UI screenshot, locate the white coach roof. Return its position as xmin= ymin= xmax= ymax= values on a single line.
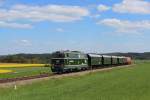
xmin=88 ymin=54 xmax=102 ymax=57
xmin=102 ymin=55 xmax=111 ymax=58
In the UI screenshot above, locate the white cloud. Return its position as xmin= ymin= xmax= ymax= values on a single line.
xmin=98 ymin=18 xmax=150 ymax=34
xmin=14 ymin=39 xmax=32 ymax=46
xmin=19 ymin=40 xmax=32 ymax=46
xmin=113 ymin=0 xmax=150 ymax=14
xmin=0 ymin=4 xmax=90 ymax=22
xmin=91 ymin=14 xmax=101 ymax=18
xmin=0 ymin=4 xmax=89 ymax=29
xmin=0 ymin=21 xmax=32 ymax=29
xmin=56 ymin=28 xmax=64 ymax=32
xmin=97 ymin=4 xmax=110 ymax=12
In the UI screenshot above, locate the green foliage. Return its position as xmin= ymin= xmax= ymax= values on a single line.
xmin=0 ymin=61 xmax=150 ymax=100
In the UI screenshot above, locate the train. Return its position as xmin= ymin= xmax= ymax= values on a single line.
xmin=51 ymin=51 xmax=132 ymax=73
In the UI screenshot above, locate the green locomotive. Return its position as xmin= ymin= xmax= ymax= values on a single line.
xmin=51 ymin=51 xmax=131 ymax=73
xmin=51 ymin=51 xmax=88 ymax=73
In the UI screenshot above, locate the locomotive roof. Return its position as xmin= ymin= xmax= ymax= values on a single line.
xmin=54 ymin=50 xmax=83 ymax=54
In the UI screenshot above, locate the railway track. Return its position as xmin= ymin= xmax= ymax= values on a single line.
xmin=0 ymin=65 xmax=133 ymax=87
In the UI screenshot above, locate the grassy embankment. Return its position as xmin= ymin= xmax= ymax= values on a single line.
xmin=0 ymin=60 xmax=150 ymax=100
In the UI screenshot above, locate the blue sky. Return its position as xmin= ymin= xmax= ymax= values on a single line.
xmin=0 ymin=0 xmax=150 ymax=54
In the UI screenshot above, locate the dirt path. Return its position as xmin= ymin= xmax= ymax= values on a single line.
xmin=0 ymin=65 xmax=133 ymax=88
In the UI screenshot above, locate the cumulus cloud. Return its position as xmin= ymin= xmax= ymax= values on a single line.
xmin=113 ymin=0 xmax=150 ymax=14
xmin=97 ymin=4 xmax=110 ymax=12
xmin=0 ymin=4 xmax=90 ymax=22
xmin=0 ymin=21 xmax=32 ymax=29
xmin=98 ymin=18 xmax=150 ymax=33
xmin=56 ymin=28 xmax=64 ymax=32
xmin=0 ymin=4 xmax=89 ymax=29
xmin=19 ymin=40 xmax=32 ymax=46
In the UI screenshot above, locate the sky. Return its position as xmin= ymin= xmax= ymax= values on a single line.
xmin=0 ymin=0 xmax=150 ymax=55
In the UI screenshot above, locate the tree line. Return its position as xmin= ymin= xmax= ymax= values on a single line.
xmin=0 ymin=52 xmax=150 ymax=64
xmin=104 ymin=52 xmax=150 ymax=60
xmin=0 ymin=54 xmax=52 ymax=64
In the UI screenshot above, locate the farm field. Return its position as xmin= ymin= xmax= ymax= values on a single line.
xmin=0 ymin=61 xmax=150 ymax=100
xmin=0 ymin=63 xmax=46 ymax=68
xmin=0 ymin=63 xmax=51 ymax=78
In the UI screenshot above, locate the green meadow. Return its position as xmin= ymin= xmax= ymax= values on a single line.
xmin=0 ymin=60 xmax=150 ymax=100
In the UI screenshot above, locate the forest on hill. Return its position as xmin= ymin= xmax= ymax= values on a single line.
xmin=0 ymin=52 xmax=150 ymax=64
xmin=104 ymin=52 xmax=150 ymax=60
xmin=0 ymin=54 xmax=52 ymax=64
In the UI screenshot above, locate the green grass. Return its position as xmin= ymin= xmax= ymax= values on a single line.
xmin=0 ymin=61 xmax=150 ymax=100
xmin=0 ymin=67 xmax=51 ymax=79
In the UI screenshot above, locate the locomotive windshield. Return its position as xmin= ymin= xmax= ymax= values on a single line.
xmin=51 ymin=52 xmax=65 ymax=58
xmin=66 ymin=53 xmax=80 ymax=58
xmin=66 ymin=52 xmax=87 ymax=59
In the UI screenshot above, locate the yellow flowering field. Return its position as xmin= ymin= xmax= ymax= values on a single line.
xmin=0 ymin=63 xmax=46 ymax=68
xmin=0 ymin=69 xmax=13 ymax=74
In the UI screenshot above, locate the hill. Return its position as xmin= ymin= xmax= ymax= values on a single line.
xmin=0 ymin=52 xmax=150 ymax=63
xmin=104 ymin=52 xmax=150 ymax=60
